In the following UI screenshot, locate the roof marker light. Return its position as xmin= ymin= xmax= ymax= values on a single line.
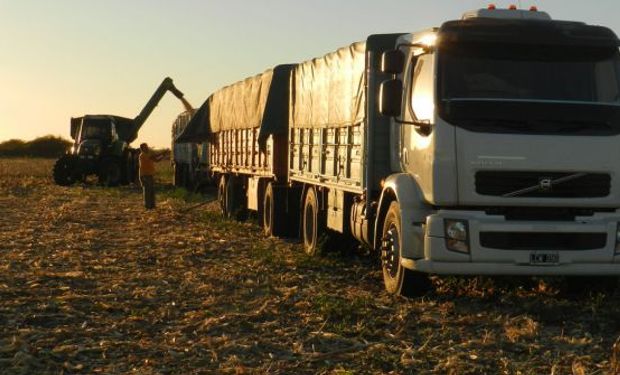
xmin=529 ymin=6 xmax=538 ymax=11
xmin=487 ymin=4 xmax=496 ymax=10
xmin=508 ymin=4 xmax=518 ymax=10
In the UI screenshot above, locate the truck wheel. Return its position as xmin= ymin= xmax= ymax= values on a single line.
xmin=302 ymin=187 xmax=325 ymax=256
xmin=225 ymin=176 xmax=247 ymax=221
xmin=381 ymin=201 xmax=431 ymax=297
xmin=173 ymin=163 xmax=182 ymax=187
xmin=218 ymin=175 xmax=227 ymax=216
xmin=183 ymin=164 xmax=194 ymax=190
xmin=53 ymin=156 xmax=77 ymax=186
xmin=263 ymin=182 xmax=285 ymax=237
xmin=98 ymin=158 xmax=121 ymax=187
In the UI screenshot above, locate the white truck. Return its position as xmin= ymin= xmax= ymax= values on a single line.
xmin=373 ymin=7 xmax=620 ymax=295
xmin=183 ymin=7 xmax=620 ymax=296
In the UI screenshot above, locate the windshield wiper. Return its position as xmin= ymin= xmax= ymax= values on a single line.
xmin=533 ymin=119 xmax=613 ymax=132
xmin=464 ymin=118 xmax=538 ymax=131
xmin=463 ymin=118 xmax=613 ymax=133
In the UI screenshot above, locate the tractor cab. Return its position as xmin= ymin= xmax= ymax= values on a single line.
xmin=72 ymin=116 xmax=117 ymax=158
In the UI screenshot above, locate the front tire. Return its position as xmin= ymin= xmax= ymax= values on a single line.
xmin=381 ymin=201 xmax=431 ymax=297
xmin=53 ymin=155 xmax=78 ymax=186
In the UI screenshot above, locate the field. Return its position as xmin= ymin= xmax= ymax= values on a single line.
xmin=2 ymin=158 xmax=620 ymax=374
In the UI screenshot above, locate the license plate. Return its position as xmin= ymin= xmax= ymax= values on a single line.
xmin=530 ymin=252 xmax=559 ymax=265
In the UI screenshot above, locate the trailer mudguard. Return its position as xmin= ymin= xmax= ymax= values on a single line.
xmin=374 ymin=173 xmax=434 ymax=259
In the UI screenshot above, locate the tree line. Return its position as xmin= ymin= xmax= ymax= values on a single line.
xmin=0 ymin=136 xmax=72 ymax=158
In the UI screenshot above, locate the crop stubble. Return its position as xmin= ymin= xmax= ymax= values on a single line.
xmin=1 ymin=158 xmax=620 ymax=374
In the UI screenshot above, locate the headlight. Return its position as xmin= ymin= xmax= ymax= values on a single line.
xmin=445 ymin=219 xmax=470 ymax=253
xmin=615 ymin=223 xmax=620 ymax=254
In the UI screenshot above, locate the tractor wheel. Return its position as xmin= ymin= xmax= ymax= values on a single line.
xmin=98 ymin=158 xmax=122 ymax=187
xmin=120 ymin=151 xmax=134 ymax=185
xmin=53 ymin=155 xmax=78 ymax=186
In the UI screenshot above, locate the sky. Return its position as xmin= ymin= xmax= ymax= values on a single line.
xmin=2 ymin=0 xmax=620 ymax=148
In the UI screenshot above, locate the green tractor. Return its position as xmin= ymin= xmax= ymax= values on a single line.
xmin=53 ymin=77 xmax=192 ymax=186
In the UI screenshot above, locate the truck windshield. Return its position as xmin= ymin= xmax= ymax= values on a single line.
xmin=440 ymin=44 xmax=620 ymax=104
xmin=438 ymin=44 xmax=620 ymax=135
xmin=441 ymin=45 xmax=620 ymax=104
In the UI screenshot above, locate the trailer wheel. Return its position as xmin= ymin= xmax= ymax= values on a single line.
xmin=381 ymin=201 xmax=431 ymax=297
xmin=225 ymin=176 xmax=247 ymax=221
xmin=218 ymin=175 xmax=227 ymax=216
xmin=302 ymin=187 xmax=325 ymax=256
xmin=53 ymin=155 xmax=78 ymax=186
xmin=263 ymin=182 xmax=285 ymax=237
xmin=173 ymin=163 xmax=182 ymax=187
xmin=98 ymin=158 xmax=121 ymax=187
xmin=183 ymin=164 xmax=194 ymax=190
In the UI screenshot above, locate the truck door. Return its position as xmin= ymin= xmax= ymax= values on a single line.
xmin=401 ymin=50 xmax=436 ymax=198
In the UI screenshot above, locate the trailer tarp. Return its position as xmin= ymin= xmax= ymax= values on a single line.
xmin=257 ymin=64 xmax=295 ymax=145
xmin=175 ymin=100 xmax=210 ymax=143
xmin=177 ymin=65 xmax=295 ymax=144
xmin=291 ymin=42 xmax=366 ymax=128
xmin=210 ymin=69 xmax=274 ymax=133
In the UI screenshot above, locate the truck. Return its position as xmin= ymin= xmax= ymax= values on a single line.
xmin=181 ymin=6 xmax=620 ymax=296
xmin=53 ymin=77 xmax=192 ymax=187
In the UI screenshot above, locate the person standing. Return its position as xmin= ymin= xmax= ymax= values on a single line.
xmin=139 ymin=143 xmax=165 ymax=210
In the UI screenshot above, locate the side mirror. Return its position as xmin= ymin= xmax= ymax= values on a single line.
xmin=381 ymin=50 xmax=405 ymax=74
xmin=379 ymin=79 xmax=403 ymax=117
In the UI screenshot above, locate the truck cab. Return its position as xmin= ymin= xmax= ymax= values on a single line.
xmin=379 ymin=7 xmax=620 ymax=286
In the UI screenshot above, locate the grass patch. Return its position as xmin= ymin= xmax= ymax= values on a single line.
xmin=160 ymin=187 xmax=204 ymax=203
xmin=312 ymin=293 xmax=373 ymax=325
xmin=199 ymin=210 xmax=241 ymax=232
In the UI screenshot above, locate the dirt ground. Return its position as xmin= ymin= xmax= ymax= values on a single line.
xmin=1 ymin=158 xmax=620 ymax=374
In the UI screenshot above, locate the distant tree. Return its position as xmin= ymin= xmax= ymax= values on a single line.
xmin=0 ymin=136 xmax=71 ymax=158
xmin=25 ymin=136 xmax=72 ymax=158
xmin=0 ymin=139 xmax=27 ymax=157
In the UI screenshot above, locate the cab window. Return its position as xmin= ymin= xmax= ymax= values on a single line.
xmin=410 ymin=54 xmax=435 ymax=122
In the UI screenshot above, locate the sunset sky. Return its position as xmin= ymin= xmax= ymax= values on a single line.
xmin=2 ymin=0 xmax=620 ymax=148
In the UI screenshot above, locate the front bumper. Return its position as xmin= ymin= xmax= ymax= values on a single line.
xmin=402 ymin=209 xmax=620 ymax=276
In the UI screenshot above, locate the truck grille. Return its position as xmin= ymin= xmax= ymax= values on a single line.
xmin=475 ymin=171 xmax=610 ymax=198
xmin=480 ymin=232 xmax=607 ymax=251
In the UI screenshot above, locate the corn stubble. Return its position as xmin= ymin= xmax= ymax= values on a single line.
xmin=0 ymin=158 xmax=619 ymax=374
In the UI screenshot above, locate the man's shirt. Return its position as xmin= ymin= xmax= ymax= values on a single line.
xmin=139 ymin=151 xmax=156 ymax=176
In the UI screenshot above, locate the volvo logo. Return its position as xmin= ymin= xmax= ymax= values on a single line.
xmin=539 ymin=178 xmax=553 ymax=192
xmin=502 ymin=173 xmax=588 ymax=198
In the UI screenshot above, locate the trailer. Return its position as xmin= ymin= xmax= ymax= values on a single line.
xmin=171 ymin=110 xmax=211 ymax=190
xmin=179 ymin=65 xmax=295 ymax=234
xmin=182 ymin=7 xmax=620 ymax=296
